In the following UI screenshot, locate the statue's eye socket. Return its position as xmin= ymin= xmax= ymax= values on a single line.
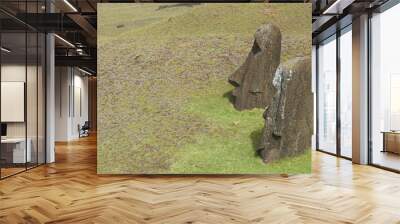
xmin=251 ymin=40 xmax=261 ymax=54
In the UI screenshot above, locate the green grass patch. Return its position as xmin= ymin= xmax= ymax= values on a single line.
xmin=170 ymin=82 xmax=311 ymax=174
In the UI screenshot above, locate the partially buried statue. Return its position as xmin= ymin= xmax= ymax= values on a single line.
xmin=228 ymin=23 xmax=281 ymax=111
xmin=258 ymin=57 xmax=313 ymax=163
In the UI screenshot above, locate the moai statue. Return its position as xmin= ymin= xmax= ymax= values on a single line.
xmin=228 ymin=23 xmax=281 ymax=111
xmin=258 ymin=57 xmax=313 ymax=163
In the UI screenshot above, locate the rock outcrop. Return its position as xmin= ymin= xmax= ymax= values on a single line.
xmin=228 ymin=23 xmax=281 ymax=111
xmin=258 ymin=57 xmax=313 ymax=163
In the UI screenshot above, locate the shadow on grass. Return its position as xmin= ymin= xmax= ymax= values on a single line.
xmin=222 ymin=90 xmax=235 ymax=105
xmin=250 ymin=128 xmax=263 ymax=157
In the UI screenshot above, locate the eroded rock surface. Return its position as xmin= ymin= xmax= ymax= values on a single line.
xmin=228 ymin=23 xmax=281 ymax=111
xmin=258 ymin=57 xmax=312 ymax=163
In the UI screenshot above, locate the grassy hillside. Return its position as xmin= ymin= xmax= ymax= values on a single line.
xmin=98 ymin=3 xmax=311 ymax=174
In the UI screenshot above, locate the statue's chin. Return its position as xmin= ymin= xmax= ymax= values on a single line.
xmin=261 ymin=149 xmax=280 ymax=163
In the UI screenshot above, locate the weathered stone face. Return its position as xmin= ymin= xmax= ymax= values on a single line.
xmin=228 ymin=23 xmax=281 ymax=111
xmin=258 ymin=57 xmax=313 ymax=163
